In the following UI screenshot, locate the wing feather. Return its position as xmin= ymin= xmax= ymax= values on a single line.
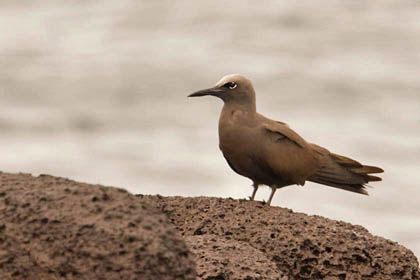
xmin=262 ymin=122 xmax=307 ymax=148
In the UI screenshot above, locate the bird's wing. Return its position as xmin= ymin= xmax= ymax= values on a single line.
xmin=262 ymin=121 xmax=307 ymax=148
xmin=259 ymin=122 xmax=318 ymax=185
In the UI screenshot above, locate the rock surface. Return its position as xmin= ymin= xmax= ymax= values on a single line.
xmin=141 ymin=195 xmax=420 ymax=280
xmin=0 ymin=172 xmax=196 ymax=280
xmin=186 ymin=234 xmax=288 ymax=280
xmin=1 ymin=171 xmax=419 ymax=280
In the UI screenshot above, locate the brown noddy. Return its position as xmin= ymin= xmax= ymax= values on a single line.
xmin=188 ymin=74 xmax=383 ymax=205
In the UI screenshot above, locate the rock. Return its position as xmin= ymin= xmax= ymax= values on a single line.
xmin=141 ymin=195 xmax=420 ymax=280
xmin=0 ymin=172 xmax=196 ymax=280
xmin=186 ymin=234 xmax=288 ymax=280
xmin=1 ymin=171 xmax=418 ymax=280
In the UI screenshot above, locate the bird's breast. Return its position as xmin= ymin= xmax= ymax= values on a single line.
xmin=218 ymin=109 xmax=255 ymax=153
xmin=218 ymin=109 xmax=261 ymax=177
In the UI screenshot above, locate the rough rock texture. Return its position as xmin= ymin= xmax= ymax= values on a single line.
xmin=141 ymin=195 xmax=420 ymax=280
xmin=0 ymin=172 xmax=196 ymax=280
xmin=186 ymin=234 xmax=288 ymax=280
xmin=1 ymin=171 xmax=418 ymax=280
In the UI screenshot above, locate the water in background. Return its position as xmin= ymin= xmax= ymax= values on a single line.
xmin=1 ymin=0 xmax=419 ymax=257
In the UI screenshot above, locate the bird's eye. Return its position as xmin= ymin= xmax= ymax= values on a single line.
xmin=224 ymin=82 xmax=237 ymax=90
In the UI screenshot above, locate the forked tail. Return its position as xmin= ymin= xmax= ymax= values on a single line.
xmin=307 ymin=145 xmax=384 ymax=195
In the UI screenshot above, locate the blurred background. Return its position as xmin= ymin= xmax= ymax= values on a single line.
xmin=1 ymin=1 xmax=419 ymax=257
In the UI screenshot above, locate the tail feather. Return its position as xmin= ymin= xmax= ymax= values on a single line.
xmin=308 ymin=145 xmax=383 ymax=195
xmin=330 ymin=153 xmax=363 ymax=168
xmin=349 ymin=165 xmax=384 ymax=174
xmin=367 ymin=175 xmax=382 ymax=182
xmin=308 ymin=177 xmax=369 ymax=195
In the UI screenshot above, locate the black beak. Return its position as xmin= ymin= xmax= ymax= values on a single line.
xmin=188 ymin=86 xmax=224 ymax=98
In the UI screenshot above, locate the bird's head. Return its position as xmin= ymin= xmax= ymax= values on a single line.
xmin=188 ymin=74 xmax=256 ymax=108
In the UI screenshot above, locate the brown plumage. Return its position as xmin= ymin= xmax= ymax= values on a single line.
xmin=188 ymin=74 xmax=383 ymax=205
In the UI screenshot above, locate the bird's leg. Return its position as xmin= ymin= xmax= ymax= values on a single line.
xmin=266 ymin=187 xmax=277 ymax=206
xmin=249 ymin=183 xmax=259 ymax=201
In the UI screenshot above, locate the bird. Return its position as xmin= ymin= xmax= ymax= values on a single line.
xmin=188 ymin=74 xmax=383 ymax=205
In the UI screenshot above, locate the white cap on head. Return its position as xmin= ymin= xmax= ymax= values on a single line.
xmin=215 ymin=74 xmax=252 ymax=88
